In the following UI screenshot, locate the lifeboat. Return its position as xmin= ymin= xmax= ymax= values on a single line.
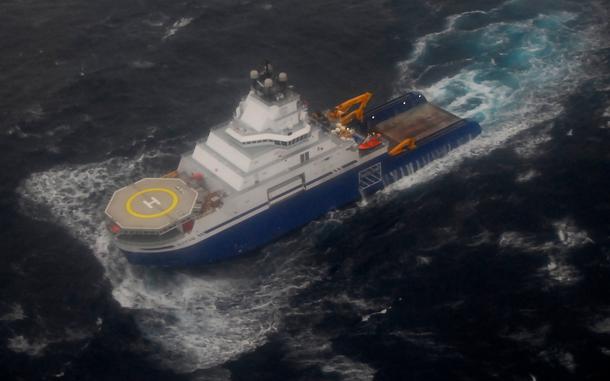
xmin=358 ymin=134 xmax=382 ymax=150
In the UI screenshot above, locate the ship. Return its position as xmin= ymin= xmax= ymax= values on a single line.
xmin=104 ymin=62 xmax=481 ymax=266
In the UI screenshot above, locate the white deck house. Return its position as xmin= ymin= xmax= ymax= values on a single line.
xmin=191 ymin=74 xmax=322 ymax=191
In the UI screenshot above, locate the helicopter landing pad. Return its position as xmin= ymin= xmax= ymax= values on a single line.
xmin=105 ymin=178 xmax=198 ymax=232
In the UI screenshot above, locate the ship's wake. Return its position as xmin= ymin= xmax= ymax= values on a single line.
xmin=389 ymin=0 xmax=606 ymax=192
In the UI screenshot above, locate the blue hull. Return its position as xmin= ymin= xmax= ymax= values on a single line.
xmin=124 ymin=119 xmax=481 ymax=266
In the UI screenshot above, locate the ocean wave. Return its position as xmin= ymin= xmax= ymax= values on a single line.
xmin=515 ymin=169 xmax=539 ymax=183
xmin=7 ymin=335 xmax=50 ymax=357
xmin=0 ymin=304 xmax=25 ymax=322
xmin=496 ymin=218 xmax=593 ymax=287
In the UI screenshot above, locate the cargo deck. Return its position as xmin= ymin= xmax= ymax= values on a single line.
xmin=373 ymin=102 xmax=461 ymax=148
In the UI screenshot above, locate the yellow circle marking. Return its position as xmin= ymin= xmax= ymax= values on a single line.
xmin=125 ymin=188 xmax=179 ymax=219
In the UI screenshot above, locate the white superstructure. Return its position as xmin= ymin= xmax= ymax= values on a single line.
xmin=191 ymin=75 xmax=315 ymax=191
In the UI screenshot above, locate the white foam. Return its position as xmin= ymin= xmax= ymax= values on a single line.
xmin=390 ymin=7 xmax=603 ymax=194
xmin=502 ymin=325 xmax=549 ymax=347
xmin=397 ymin=7 xmax=498 ymax=83
xmin=416 ymin=255 xmax=432 ymax=266
xmin=553 ymin=219 xmax=594 ymax=248
xmin=274 ymin=290 xmax=392 ymax=379
xmin=559 ymin=352 xmax=576 ymax=372
xmin=24 ymin=103 xmax=44 ymax=122
xmin=163 ymin=17 xmax=193 ymax=40
xmin=320 ymin=355 xmax=376 ymax=381
xmin=540 ymin=218 xmax=593 ymax=287
xmin=283 ymin=327 xmax=376 ymax=381
xmin=391 ymin=330 xmax=455 ymax=353
xmin=544 ymin=259 xmax=579 ymax=286
xmin=539 ymin=348 xmax=578 ymax=372
xmin=515 ymin=169 xmax=539 ymax=183
xmin=498 ymin=231 xmax=555 ymax=253
xmin=497 ymin=219 xmax=592 ymax=287
xmin=602 ymin=103 xmax=610 ymax=129
xmin=499 ymin=232 xmax=536 ymax=251
xmin=7 ymin=335 xmax=49 ymax=357
xmin=513 ymin=132 xmax=552 ymax=159
xmin=591 ymin=317 xmax=610 ymax=334
xmin=0 ymin=304 xmax=25 ymax=321
xmin=361 ymin=307 xmax=390 ymax=322
xmin=6 ymin=125 xmax=32 ymax=139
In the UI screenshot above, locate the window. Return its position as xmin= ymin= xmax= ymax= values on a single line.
xmin=300 ymin=152 xmax=309 ymax=163
xmin=241 ymin=133 xmax=310 ymax=147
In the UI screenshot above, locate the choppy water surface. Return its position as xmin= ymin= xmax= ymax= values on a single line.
xmin=2 ymin=0 xmax=610 ymax=380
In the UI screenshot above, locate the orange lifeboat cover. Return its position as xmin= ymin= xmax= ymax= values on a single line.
xmin=358 ymin=135 xmax=381 ymax=150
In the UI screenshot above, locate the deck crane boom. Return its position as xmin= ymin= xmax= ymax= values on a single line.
xmin=326 ymin=92 xmax=373 ymax=126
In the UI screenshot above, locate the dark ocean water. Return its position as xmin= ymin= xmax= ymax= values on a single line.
xmin=1 ymin=0 xmax=610 ymax=380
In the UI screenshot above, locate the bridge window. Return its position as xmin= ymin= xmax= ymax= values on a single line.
xmin=240 ymin=133 xmax=310 ymax=147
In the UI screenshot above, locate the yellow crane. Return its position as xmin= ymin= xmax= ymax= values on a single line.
xmin=326 ymin=92 xmax=417 ymax=155
xmin=388 ymin=138 xmax=416 ymax=156
xmin=326 ymin=92 xmax=373 ymax=126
